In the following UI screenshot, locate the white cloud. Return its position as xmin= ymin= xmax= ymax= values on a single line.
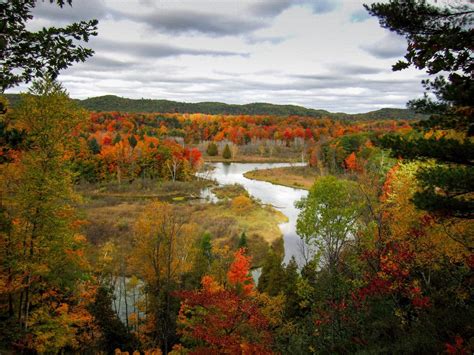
xmin=9 ymin=0 xmax=428 ymax=113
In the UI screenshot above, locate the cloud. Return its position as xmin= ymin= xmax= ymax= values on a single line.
xmin=309 ymin=0 xmax=340 ymax=14
xmin=84 ymin=56 xmax=135 ymax=69
xmin=95 ymin=39 xmax=248 ymax=58
xmin=361 ymin=33 xmax=407 ymax=59
xmin=248 ymin=0 xmax=293 ymax=17
xmin=244 ymin=35 xmax=287 ymax=45
xmin=350 ymin=8 xmax=371 ymax=23
xmin=111 ymin=9 xmax=266 ymax=37
xmin=32 ymin=0 xmax=107 ymax=22
xmin=328 ymin=64 xmax=385 ymax=75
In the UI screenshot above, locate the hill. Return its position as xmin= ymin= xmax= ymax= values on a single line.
xmin=3 ymin=93 xmax=426 ymax=120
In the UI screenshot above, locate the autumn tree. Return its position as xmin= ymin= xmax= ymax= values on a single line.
xmin=131 ymin=201 xmax=197 ymax=353
xmin=343 ymin=152 xmax=360 ymax=172
xmin=0 ymin=79 xmax=95 ymax=351
xmin=177 ymin=249 xmax=274 ymax=354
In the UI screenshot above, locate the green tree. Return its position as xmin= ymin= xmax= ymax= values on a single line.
xmin=113 ymin=133 xmax=122 ymax=145
xmin=237 ymin=231 xmax=248 ymax=249
xmin=222 ymin=143 xmax=232 ymax=159
xmin=206 ymin=142 xmax=218 ymax=156
xmin=257 ymin=248 xmax=285 ymax=296
xmin=128 ymin=134 xmax=138 ymax=149
xmin=2 ymin=0 xmax=98 ymax=92
xmin=89 ymin=286 xmax=137 ymax=353
xmin=296 ymin=176 xmax=362 ymax=273
xmin=88 ymin=137 xmax=101 ymax=155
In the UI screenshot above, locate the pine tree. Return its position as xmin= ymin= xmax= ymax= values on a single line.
xmin=128 ymin=134 xmax=137 ymax=149
xmin=222 ymin=143 xmax=232 ymax=159
xmin=237 ymin=231 xmax=248 ymax=249
xmin=88 ymin=137 xmax=101 ymax=154
xmin=113 ymin=132 xmax=122 ymax=145
xmin=206 ymin=142 xmax=218 ymax=156
xmin=257 ymin=249 xmax=285 ymax=296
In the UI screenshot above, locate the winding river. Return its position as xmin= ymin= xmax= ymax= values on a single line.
xmin=200 ymin=162 xmax=309 ymax=264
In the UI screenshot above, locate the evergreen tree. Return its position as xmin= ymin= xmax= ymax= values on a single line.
xmin=366 ymin=0 xmax=474 ymax=219
xmin=206 ymin=142 xmax=218 ymax=156
xmin=89 ymin=286 xmax=137 ymax=353
xmin=113 ymin=132 xmax=122 ymax=145
xmin=222 ymin=143 xmax=232 ymax=159
xmin=237 ymin=231 xmax=248 ymax=249
xmin=257 ymin=249 xmax=285 ymax=296
xmin=87 ymin=137 xmax=101 ymax=155
xmin=128 ymin=134 xmax=138 ymax=149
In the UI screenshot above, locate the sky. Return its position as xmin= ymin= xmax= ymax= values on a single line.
xmin=11 ymin=0 xmax=432 ymax=113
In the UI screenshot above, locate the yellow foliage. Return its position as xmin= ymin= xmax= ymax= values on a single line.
xmin=131 ymin=200 xmax=197 ymax=286
xmin=232 ymin=194 xmax=253 ymax=214
xmin=383 ymin=162 xmax=470 ymax=265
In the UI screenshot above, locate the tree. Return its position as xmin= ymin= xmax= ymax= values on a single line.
xmin=206 ymin=142 xmax=218 ymax=156
xmin=222 ymin=143 xmax=232 ymax=159
xmin=89 ymin=286 xmax=137 ymax=353
xmin=366 ymin=0 xmax=474 ymax=219
xmin=343 ymin=152 xmax=360 ymax=172
xmin=128 ymin=134 xmax=138 ymax=149
xmin=131 ymin=201 xmax=196 ymax=352
xmin=88 ymin=137 xmax=101 ymax=155
xmin=177 ymin=249 xmax=274 ymax=354
xmin=365 ymin=0 xmax=473 ymax=127
xmin=257 ymin=249 xmax=285 ymax=297
xmin=113 ymin=133 xmax=122 ymax=145
xmin=237 ymin=231 xmax=248 ymax=249
xmin=0 ymin=79 xmax=94 ymax=351
xmin=2 ymin=0 xmax=98 ymax=92
xmin=296 ymin=176 xmax=362 ymax=272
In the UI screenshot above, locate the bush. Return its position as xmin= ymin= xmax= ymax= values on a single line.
xmin=232 ymin=195 xmax=253 ymax=214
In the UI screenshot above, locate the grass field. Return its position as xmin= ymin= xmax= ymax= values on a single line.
xmin=244 ymin=165 xmax=318 ymax=190
xmin=77 ymin=179 xmax=286 ymax=266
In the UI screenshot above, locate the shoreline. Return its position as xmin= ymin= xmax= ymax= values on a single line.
xmin=243 ymin=165 xmax=317 ymax=191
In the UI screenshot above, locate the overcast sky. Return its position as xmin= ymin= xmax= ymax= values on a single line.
xmin=11 ymin=0 xmax=431 ymax=113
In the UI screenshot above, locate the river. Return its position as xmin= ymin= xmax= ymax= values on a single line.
xmin=200 ymin=162 xmax=309 ymax=264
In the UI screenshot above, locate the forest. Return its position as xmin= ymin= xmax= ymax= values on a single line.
xmin=4 ymin=94 xmax=427 ymax=120
xmin=1 ymin=0 xmax=473 ymax=354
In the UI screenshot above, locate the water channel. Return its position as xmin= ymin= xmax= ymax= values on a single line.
xmin=200 ymin=162 xmax=309 ymax=264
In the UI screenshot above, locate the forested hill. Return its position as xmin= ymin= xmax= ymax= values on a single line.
xmin=3 ymin=93 xmax=426 ymax=120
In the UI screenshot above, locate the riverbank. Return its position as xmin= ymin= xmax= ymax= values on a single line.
xmin=243 ymin=165 xmax=317 ymax=190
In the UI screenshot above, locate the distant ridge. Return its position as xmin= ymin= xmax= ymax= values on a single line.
xmin=3 ymin=93 xmax=426 ymax=120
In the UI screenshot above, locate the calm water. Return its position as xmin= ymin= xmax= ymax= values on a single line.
xmin=199 ymin=162 xmax=309 ymax=264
